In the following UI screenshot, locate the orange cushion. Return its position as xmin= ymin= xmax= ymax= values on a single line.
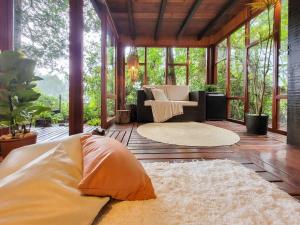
xmin=78 ymin=135 xmax=156 ymax=201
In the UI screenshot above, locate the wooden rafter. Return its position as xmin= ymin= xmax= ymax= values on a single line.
xmin=176 ymin=0 xmax=203 ymax=39
xmin=197 ymin=0 xmax=236 ymax=40
xmin=127 ymin=0 xmax=136 ymax=40
xmin=154 ymin=0 xmax=168 ymax=41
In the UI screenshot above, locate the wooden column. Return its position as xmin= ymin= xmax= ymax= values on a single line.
xmin=272 ymin=2 xmax=281 ymax=130
xmin=69 ymin=0 xmax=84 ymax=135
xmin=226 ymin=37 xmax=231 ymax=119
xmin=287 ymin=0 xmax=300 ymax=146
xmin=0 ymin=0 xmax=13 ymax=51
xmin=117 ymin=42 xmax=125 ymax=110
xmin=206 ymin=45 xmax=216 ymax=84
xmin=101 ymin=11 xmax=108 ymax=129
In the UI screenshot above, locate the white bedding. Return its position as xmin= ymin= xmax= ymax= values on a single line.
xmin=95 ymin=160 xmax=300 ymax=225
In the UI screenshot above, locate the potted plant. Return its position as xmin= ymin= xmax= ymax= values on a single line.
xmin=204 ymin=84 xmax=218 ymax=93
xmin=246 ymin=0 xmax=278 ymax=135
xmin=0 ymin=51 xmax=49 ymax=157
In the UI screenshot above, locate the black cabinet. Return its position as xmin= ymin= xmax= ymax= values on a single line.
xmin=206 ymin=93 xmax=226 ymax=120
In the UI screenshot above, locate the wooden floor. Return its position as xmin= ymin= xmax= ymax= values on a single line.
xmin=32 ymin=121 xmax=300 ymax=201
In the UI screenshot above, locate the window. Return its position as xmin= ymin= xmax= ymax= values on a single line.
xmin=229 ymin=26 xmax=246 ymax=121
xmin=83 ymin=1 xmax=101 ymax=126
xmin=125 ymin=47 xmax=145 ymax=104
xmin=167 ymin=48 xmax=187 ymax=85
xmin=147 ymin=48 xmax=166 ymax=85
xmin=14 ymin=0 xmax=69 ymax=124
xmin=216 ymin=39 xmax=227 ymax=94
xmin=106 ymin=31 xmax=116 ymax=119
xmin=189 ymin=48 xmax=206 ymax=91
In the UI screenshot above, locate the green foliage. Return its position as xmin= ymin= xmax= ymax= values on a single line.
xmin=0 ymin=51 xmax=49 ymax=135
xmin=204 ymin=85 xmax=218 ymax=92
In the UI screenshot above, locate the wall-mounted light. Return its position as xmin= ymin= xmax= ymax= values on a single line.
xmin=127 ymin=47 xmax=139 ymax=83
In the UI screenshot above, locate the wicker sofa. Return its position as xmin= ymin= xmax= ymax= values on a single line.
xmin=137 ymin=85 xmax=206 ymax=123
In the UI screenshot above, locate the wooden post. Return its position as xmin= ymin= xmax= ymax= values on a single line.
xmin=0 ymin=0 xmax=13 ymax=51
xmin=226 ymin=37 xmax=231 ymax=119
xmin=244 ymin=19 xmax=250 ymax=117
xmin=69 ymin=0 xmax=84 ymax=135
xmin=117 ymin=42 xmax=125 ymax=110
xmin=206 ymin=45 xmax=216 ymax=84
xmin=101 ymin=11 xmax=108 ymax=129
xmin=272 ymin=2 xmax=281 ymax=130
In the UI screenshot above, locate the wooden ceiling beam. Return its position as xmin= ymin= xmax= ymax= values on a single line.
xmin=197 ymin=0 xmax=236 ymax=40
xmin=176 ymin=0 xmax=204 ymax=39
xmin=154 ymin=0 xmax=168 ymax=41
xmin=127 ymin=0 xmax=136 ymax=40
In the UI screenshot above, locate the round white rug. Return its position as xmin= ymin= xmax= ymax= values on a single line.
xmin=137 ymin=122 xmax=240 ymax=147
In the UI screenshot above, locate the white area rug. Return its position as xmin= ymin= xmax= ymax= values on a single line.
xmin=96 ymin=160 xmax=300 ymax=225
xmin=137 ymin=122 xmax=240 ymax=147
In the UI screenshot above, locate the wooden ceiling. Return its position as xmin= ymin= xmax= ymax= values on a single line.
xmin=105 ymin=0 xmax=251 ymax=46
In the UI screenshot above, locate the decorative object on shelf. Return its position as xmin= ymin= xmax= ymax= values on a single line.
xmin=246 ymin=0 xmax=279 ymax=135
xmin=0 ymin=51 xmax=49 ymax=157
xmin=127 ymin=47 xmax=139 ymax=82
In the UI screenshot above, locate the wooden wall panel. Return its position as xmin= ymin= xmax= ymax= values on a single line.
xmin=69 ymin=0 xmax=84 ymax=135
xmin=0 ymin=0 xmax=13 ymax=51
xmin=287 ymin=0 xmax=300 ymax=146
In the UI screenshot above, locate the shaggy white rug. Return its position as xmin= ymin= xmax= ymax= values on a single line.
xmin=96 ymin=160 xmax=300 ymax=225
xmin=137 ymin=122 xmax=240 ymax=147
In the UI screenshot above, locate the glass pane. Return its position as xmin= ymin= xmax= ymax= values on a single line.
xmin=107 ymin=33 xmax=116 ymax=95
xmin=168 ymin=48 xmax=187 ymax=64
xmin=14 ymin=0 xmax=69 ymax=125
xmin=125 ymin=65 xmax=145 ymax=104
xmin=248 ymin=40 xmax=273 ymax=125
xmin=229 ymin=100 xmax=244 ymax=121
xmin=107 ymin=98 xmax=116 ymax=119
xmin=230 ymin=26 xmax=245 ymax=97
xmin=106 ymin=29 xmax=116 ymax=119
xmin=250 ymin=7 xmax=274 ymax=43
xmin=125 ymin=47 xmax=145 ymax=64
xmin=217 ymin=39 xmax=227 ymax=61
xmin=279 ymin=0 xmax=288 ymax=95
xmin=83 ymin=1 xmax=101 ymax=126
xmin=168 ymin=66 xmax=186 ymax=85
xmin=189 ymin=48 xmax=206 ymax=91
xmin=278 ymin=99 xmax=287 ymax=131
xmin=216 ymin=60 xmax=226 ymax=94
xmin=147 ymin=48 xmax=166 ymax=85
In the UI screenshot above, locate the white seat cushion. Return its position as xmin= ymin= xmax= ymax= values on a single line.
xmin=165 ymin=85 xmax=189 ymax=101
xmin=145 ymin=100 xmax=198 ymax=107
xmin=0 ymin=144 xmax=108 ymax=225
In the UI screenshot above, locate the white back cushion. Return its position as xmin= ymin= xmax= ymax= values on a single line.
xmin=0 ymin=144 xmax=108 ymax=225
xmin=0 ymin=134 xmax=83 ymax=179
xmin=165 ymin=85 xmax=189 ymax=101
xmin=151 ymin=88 xmax=169 ymax=101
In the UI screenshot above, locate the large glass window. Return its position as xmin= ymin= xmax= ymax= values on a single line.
xmin=167 ymin=48 xmax=187 ymax=85
xmin=14 ymin=0 xmax=69 ymax=125
xmin=216 ymin=39 xmax=227 ymax=93
xmin=83 ymin=1 xmax=101 ymax=126
xmin=125 ymin=47 xmax=145 ymax=104
xmin=106 ymin=31 xmax=116 ymax=119
xmin=147 ymin=48 xmax=166 ymax=85
xmin=189 ymin=48 xmax=206 ymax=91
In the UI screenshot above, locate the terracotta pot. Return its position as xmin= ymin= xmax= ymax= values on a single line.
xmin=0 ymin=127 xmax=9 ymax=136
xmin=0 ymin=132 xmax=37 ymax=158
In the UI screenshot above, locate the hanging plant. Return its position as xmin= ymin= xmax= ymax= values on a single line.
xmin=127 ymin=48 xmax=139 ymax=82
